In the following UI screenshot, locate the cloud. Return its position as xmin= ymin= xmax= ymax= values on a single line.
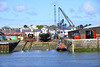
xmin=14 ymin=6 xmax=26 ymax=11
xmin=85 ymin=14 xmax=96 ymax=19
xmin=72 ymin=15 xmax=82 ymax=19
xmin=13 ymin=13 xmax=19 ymax=17
xmin=0 ymin=17 xmax=2 ymax=19
xmin=27 ymin=12 xmax=37 ymax=16
xmin=83 ymin=1 xmax=99 ymax=15
xmin=69 ymin=8 xmax=75 ymax=13
xmin=51 ymin=0 xmax=58 ymax=5
xmin=0 ymin=0 xmax=8 ymax=11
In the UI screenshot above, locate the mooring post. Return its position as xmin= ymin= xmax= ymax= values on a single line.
xmin=1 ymin=45 xmax=3 ymax=54
xmin=72 ymin=41 xmax=74 ymax=53
xmin=3 ymin=45 xmax=4 ymax=54
xmin=3 ymin=45 xmax=6 ymax=54
xmin=6 ymin=45 xmax=9 ymax=53
xmin=0 ymin=45 xmax=1 ymax=54
xmin=97 ymin=38 xmax=99 ymax=51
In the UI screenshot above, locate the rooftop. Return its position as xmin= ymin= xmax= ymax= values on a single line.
xmin=84 ymin=24 xmax=100 ymax=29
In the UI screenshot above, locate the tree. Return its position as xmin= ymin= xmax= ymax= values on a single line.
xmin=80 ymin=25 xmax=84 ymax=29
xmin=84 ymin=24 xmax=88 ymax=27
xmin=36 ymin=25 xmax=43 ymax=29
xmin=23 ymin=25 xmax=28 ymax=28
xmin=89 ymin=24 xmax=92 ymax=26
xmin=76 ymin=24 xmax=84 ymax=30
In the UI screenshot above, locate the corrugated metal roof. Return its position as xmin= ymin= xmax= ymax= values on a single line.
xmin=33 ymin=29 xmax=41 ymax=32
xmin=2 ymin=29 xmax=20 ymax=33
xmin=84 ymin=24 xmax=100 ymax=29
xmin=22 ymin=29 xmax=31 ymax=32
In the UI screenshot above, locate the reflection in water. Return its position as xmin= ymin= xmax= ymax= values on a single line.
xmin=0 ymin=50 xmax=100 ymax=67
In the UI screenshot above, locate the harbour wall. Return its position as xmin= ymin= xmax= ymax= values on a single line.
xmin=64 ymin=39 xmax=100 ymax=52
xmin=0 ymin=41 xmax=19 ymax=54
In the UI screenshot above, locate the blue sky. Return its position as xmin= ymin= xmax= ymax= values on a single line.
xmin=0 ymin=0 xmax=100 ymax=28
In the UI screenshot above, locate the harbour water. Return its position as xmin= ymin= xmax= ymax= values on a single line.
xmin=0 ymin=50 xmax=100 ymax=67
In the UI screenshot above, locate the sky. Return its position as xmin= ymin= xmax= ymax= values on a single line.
xmin=0 ymin=0 xmax=100 ymax=28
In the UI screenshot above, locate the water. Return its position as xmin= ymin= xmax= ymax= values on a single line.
xmin=0 ymin=50 xmax=100 ymax=67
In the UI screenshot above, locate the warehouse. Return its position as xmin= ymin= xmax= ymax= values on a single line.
xmin=84 ymin=24 xmax=100 ymax=39
xmin=68 ymin=29 xmax=95 ymax=39
xmin=68 ymin=24 xmax=100 ymax=39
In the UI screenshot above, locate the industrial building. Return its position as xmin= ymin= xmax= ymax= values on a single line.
xmin=84 ymin=24 xmax=100 ymax=39
xmin=68 ymin=24 xmax=100 ymax=39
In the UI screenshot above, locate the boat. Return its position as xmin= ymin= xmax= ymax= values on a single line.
xmin=56 ymin=43 xmax=67 ymax=51
xmin=39 ymin=33 xmax=50 ymax=38
xmin=39 ymin=26 xmax=51 ymax=41
xmin=39 ymin=32 xmax=51 ymax=41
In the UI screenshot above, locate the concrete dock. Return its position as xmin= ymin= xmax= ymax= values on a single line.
xmin=13 ymin=40 xmax=59 ymax=52
xmin=64 ymin=39 xmax=100 ymax=52
xmin=0 ymin=41 xmax=20 ymax=54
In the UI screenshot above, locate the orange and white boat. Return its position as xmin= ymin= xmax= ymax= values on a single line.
xmin=56 ymin=43 xmax=67 ymax=51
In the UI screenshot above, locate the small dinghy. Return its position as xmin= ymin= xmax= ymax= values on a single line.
xmin=56 ymin=43 xmax=67 ymax=51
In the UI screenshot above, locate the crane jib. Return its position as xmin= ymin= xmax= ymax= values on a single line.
xmin=59 ymin=7 xmax=75 ymax=27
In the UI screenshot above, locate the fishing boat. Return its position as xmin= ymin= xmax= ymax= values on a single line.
xmin=39 ymin=33 xmax=50 ymax=38
xmin=39 ymin=26 xmax=51 ymax=41
xmin=56 ymin=42 xmax=67 ymax=51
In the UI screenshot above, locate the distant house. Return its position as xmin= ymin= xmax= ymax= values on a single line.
xmin=49 ymin=28 xmax=55 ymax=35
xmin=41 ymin=26 xmax=49 ymax=33
xmin=20 ymin=26 xmax=40 ymax=39
xmin=20 ymin=25 xmax=38 ymax=36
xmin=57 ymin=27 xmax=72 ymax=35
xmin=20 ymin=27 xmax=32 ymax=38
xmin=2 ymin=28 xmax=23 ymax=40
xmin=29 ymin=25 xmax=38 ymax=31
xmin=33 ymin=29 xmax=41 ymax=38
xmin=0 ymin=31 xmax=7 ymax=41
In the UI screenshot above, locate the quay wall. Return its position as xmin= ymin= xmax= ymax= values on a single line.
xmin=0 ymin=41 xmax=19 ymax=54
xmin=64 ymin=39 xmax=100 ymax=52
xmin=0 ymin=44 xmax=9 ymax=54
xmin=14 ymin=41 xmax=58 ymax=52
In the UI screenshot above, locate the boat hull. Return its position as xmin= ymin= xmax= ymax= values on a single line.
xmin=56 ymin=47 xmax=67 ymax=51
xmin=56 ymin=43 xmax=67 ymax=51
xmin=39 ymin=33 xmax=51 ymax=41
xmin=39 ymin=33 xmax=50 ymax=38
